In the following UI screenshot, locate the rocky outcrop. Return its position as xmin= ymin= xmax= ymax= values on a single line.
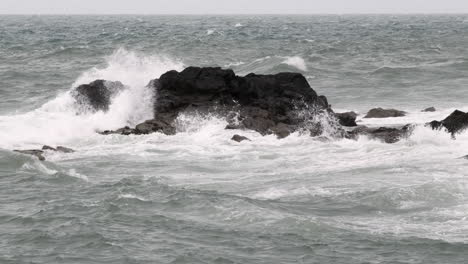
xmin=231 ymin=135 xmax=251 ymax=142
xmin=364 ymin=108 xmax=406 ymax=118
xmin=422 ymin=107 xmax=436 ymax=112
xmin=335 ymin=112 xmax=358 ymax=127
xmin=101 ymin=67 xmax=339 ymax=138
xmin=428 ymin=110 xmax=468 ymax=137
xmin=72 ymin=80 xmax=125 ymax=111
xmin=348 ymin=124 xmax=414 ymax=143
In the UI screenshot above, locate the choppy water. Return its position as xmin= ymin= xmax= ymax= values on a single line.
xmin=1 ymin=15 xmax=468 ymax=263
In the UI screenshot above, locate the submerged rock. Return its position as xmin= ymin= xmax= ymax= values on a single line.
xmin=427 ymin=110 xmax=468 ymax=137
xmin=56 ymin=146 xmax=75 ymax=153
xmin=72 ymin=80 xmax=125 ymax=111
xmin=231 ymin=134 xmax=251 ymax=142
xmin=348 ymin=124 xmax=414 ymax=143
xmin=42 ymin=145 xmax=56 ymax=151
xmin=104 ymin=67 xmax=340 ymax=138
xmin=42 ymin=145 xmax=75 ymax=153
xmin=335 ymin=111 xmax=358 ymax=127
xmin=14 ymin=146 xmax=75 ymax=161
xmin=364 ymin=108 xmax=406 ymax=118
xmin=422 ymin=107 xmax=436 ymax=112
xmin=14 ymin=150 xmax=46 ymax=161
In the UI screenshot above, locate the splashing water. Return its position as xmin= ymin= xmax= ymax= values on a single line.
xmin=0 ymin=48 xmax=184 ymax=149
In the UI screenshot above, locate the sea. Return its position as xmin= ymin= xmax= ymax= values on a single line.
xmin=1 ymin=15 xmax=468 ymax=263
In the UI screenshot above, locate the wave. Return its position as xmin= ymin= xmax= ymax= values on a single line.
xmin=0 ymin=48 xmax=184 ymax=149
xmin=282 ymin=56 xmax=308 ymax=71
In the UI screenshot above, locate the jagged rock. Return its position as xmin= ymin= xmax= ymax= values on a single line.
xmin=104 ymin=67 xmax=339 ymax=138
xmin=348 ymin=124 xmax=414 ymax=143
xmin=422 ymin=107 xmax=436 ymax=112
xmin=364 ymin=108 xmax=406 ymax=118
xmin=72 ymin=80 xmax=125 ymax=111
xmin=14 ymin=150 xmax=46 ymax=161
xmin=231 ymin=134 xmax=251 ymax=142
xmin=427 ymin=110 xmax=468 ymax=137
xmin=335 ymin=112 xmax=358 ymax=127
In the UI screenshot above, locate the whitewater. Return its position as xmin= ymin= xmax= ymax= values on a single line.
xmin=1 ymin=15 xmax=468 ymax=263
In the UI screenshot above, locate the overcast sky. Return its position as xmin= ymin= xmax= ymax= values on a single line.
xmin=2 ymin=0 xmax=468 ymax=14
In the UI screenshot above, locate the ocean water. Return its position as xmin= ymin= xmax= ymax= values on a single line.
xmin=1 ymin=15 xmax=468 ymax=263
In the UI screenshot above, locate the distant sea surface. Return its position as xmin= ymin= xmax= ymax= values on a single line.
xmin=1 ymin=15 xmax=468 ymax=263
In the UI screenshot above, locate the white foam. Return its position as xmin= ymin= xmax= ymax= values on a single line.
xmin=118 ymin=193 xmax=148 ymax=201
xmin=67 ymin=169 xmax=89 ymax=181
xmin=0 ymin=48 xmax=184 ymax=149
xmin=282 ymin=56 xmax=308 ymax=71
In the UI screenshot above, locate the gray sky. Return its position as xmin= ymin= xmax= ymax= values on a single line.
xmin=2 ymin=0 xmax=468 ymax=14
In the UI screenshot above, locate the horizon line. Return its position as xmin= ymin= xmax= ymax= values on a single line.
xmin=2 ymin=12 xmax=468 ymax=16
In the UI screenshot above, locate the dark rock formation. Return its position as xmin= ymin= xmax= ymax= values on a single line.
xmin=348 ymin=124 xmax=414 ymax=143
xmin=14 ymin=150 xmax=46 ymax=161
xmin=103 ymin=67 xmax=339 ymax=138
xmin=72 ymin=80 xmax=125 ymax=111
xmin=231 ymin=134 xmax=251 ymax=142
xmin=427 ymin=110 xmax=468 ymax=137
xmin=422 ymin=107 xmax=436 ymax=112
xmin=335 ymin=112 xmax=358 ymax=127
xmin=364 ymin=108 xmax=406 ymax=118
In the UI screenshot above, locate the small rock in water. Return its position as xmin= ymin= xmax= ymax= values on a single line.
xmin=422 ymin=107 xmax=436 ymax=112
xmin=14 ymin=150 xmax=46 ymax=161
xmin=348 ymin=124 xmax=414 ymax=143
xmin=231 ymin=134 xmax=251 ymax=142
xmin=364 ymin=108 xmax=406 ymax=118
xmin=335 ymin=111 xmax=358 ymax=126
xmin=56 ymin=146 xmax=75 ymax=153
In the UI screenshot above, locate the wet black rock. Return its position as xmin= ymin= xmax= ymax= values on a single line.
xmin=335 ymin=112 xmax=358 ymax=127
xmin=427 ymin=110 xmax=468 ymax=137
xmin=231 ymin=134 xmax=251 ymax=142
xmin=104 ymin=67 xmax=338 ymax=138
xmin=422 ymin=107 xmax=436 ymax=112
xmin=348 ymin=124 xmax=414 ymax=144
xmin=364 ymin=108 xmax=406 ymax=118
xmin=72 ymin=80 xmax=125 ymax=111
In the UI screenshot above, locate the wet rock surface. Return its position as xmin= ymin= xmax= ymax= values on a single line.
xmin=100 ymin=67 xmax=338 ymax=138
xmin=335 ymin=111 xmax=358 ymax=127
xmin=364 ymin=108 xmax=406 ymax=118
xmin=72 ymin=80 xmax=125 ymax=111
xmin=428 ymin=110 xmax=468 ymax=137
xmin=422 ymin=107 xmax=436 ymax=112
xmin=231 ymin=134 xmax=251 ymax=142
